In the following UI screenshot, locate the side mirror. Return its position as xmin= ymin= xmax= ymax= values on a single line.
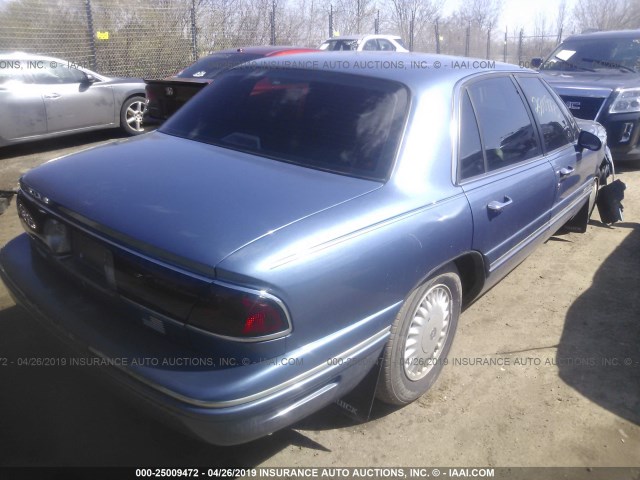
xmin=530 ymin=57 xmax=543 ymax=69
xmin=577 ymin=130 xmax=602 ymax=151
xmin=83 ymin=73 xmax=97 ymax=84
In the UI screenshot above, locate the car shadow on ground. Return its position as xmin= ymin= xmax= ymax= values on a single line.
xmin=0 ymin=304 xmax=362 ymax=466
xmin=556 ymin=222 xmax=640 ymax=426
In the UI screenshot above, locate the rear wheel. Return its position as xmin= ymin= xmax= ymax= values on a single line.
xmin=376 ymin=266 xmax=461 ymax=405
xmin=120 ymin=96 xmax=146 ymax=136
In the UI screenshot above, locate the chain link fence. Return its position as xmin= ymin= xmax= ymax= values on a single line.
xmin=0 ymin=0 xmax=562 ymax=78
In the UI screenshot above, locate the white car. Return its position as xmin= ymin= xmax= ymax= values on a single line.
xmin=319 ymin=34 xmax=409 ymax=52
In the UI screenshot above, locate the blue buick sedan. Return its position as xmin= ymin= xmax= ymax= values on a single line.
xmin=0 ymin=52 xmax=608 ymax=445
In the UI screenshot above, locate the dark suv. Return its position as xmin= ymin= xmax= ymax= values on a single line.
xmin=537 ymin=29 xmax=640 ymax=162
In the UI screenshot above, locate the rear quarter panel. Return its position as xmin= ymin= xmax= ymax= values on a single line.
xmin=216 ymin=82 xmax=473 ymax=353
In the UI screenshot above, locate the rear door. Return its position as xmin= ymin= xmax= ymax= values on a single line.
xmin=459 ymin=75 xmax=557 ymax=275
xmin=515 ymin=75 xmax=592 ymax=223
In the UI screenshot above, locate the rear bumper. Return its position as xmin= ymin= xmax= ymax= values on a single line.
xmin=0 ymin=234 xmax=389 ymax=445
xmin=142 ymin=112 xmax=165 ymax=126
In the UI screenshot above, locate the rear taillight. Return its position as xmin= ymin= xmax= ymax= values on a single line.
xmin=188 ymin=283 xmax=290 ymax=340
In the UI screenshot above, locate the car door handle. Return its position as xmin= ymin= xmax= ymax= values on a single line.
xmin=487 ymin=196 xmax=513 ymax=212
xmin=44 ymin=93 xmax=60 ymax=99
xmin=559 ymin=166 xmax=574 ymax=177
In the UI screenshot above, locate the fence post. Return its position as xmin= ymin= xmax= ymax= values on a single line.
xmin=374 ymin=10 xmax=379 ymax=34
xmin=191 ymin=0 xmax=198 ymax=60
xmin=270 ymin=0 xmax=276 ymax=45
xmin=486 ymin=27 xmax=491 ymax=59
xmin=329 ymin=4 xmax=333 ymax=38
xmin=464 ymin=23 xmax=470 ymax=57
xmin=409 ymin=10 xmax=415 ymax=51
xmin=435 ymin=19 xmax=440 ymax=54
xmin=503 ymin=28 xmax=507 ymax=63
xmin=518 ymin=28 xmax=523 ymax=65
xmin=84 ymin=0 xmax=97 ymax=71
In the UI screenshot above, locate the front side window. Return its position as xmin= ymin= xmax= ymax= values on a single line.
xmin=377 ymin=39 xmax=396 ymax=51
xmin=467 ymin=76 xmax=541 ymax=171
xmin=517 ymin=76 xmax=574 ymax=152
xmin=31 ymin=64 xmax=86 ymax=84
xmin=160 ymin=68 xmax=409 ymax=181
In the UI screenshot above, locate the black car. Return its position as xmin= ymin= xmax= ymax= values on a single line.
xmin=144 ymin=46 xmax=317 ymax=125
xmin=536 ymin=29 xmax=640 ymax=162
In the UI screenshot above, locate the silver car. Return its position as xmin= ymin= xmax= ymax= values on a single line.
xmin=0 ymin=52 xmax=146 ymax=147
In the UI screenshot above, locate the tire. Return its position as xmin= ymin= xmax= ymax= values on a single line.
xmin=120 ymin=96 xmax=146 ymax=136
xmin=376 ymin=266 xmax=462 ymax=405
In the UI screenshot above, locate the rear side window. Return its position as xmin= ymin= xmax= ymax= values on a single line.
xmin=320 ymin=40 xmax=358 ymax=51
xmin=160 ymin=68 xmax=409 ymax=181
xmin=459 ymin=90 xmax=484 ymax=180
xmin=363 ymin=40 xmax=379 ymax=51
xmin=467 ymin=76 xmax=541 ymax=171
xmin=517 ymin=76 xmax=574 ymax=152
xmin=0 ymin=63 xmax=27 ymax=84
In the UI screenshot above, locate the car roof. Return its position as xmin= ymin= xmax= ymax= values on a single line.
xmin=245 ymin=51 xmax=531 ymax=89
xmin=326 ymin=34 xmax=401 ymax=41
xmin=211 ymin=46 xmax=318 ymax=56
xmin=0 ymin=51 xmax=59 ymax=60
xmin=563 ymin=29 xmax=640 ymax=42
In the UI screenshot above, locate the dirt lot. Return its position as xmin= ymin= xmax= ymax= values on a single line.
xmin=0 ymin=131 xmax=638 ymax=469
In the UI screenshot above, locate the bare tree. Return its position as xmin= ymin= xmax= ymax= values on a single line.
xmin=556 ymin=0 xmax=567 ymax=43
xmin=457 ymin=0 xmax=503 ymax=30
xmin=387 ymin=0 xmax=442 ymax=50
xmin=573 ymin=0 xmax=640 ymax=31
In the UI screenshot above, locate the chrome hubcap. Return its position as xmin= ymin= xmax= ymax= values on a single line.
xmin=403 ymin=284 xmax=452 ymax=381
xmin=126 ymin=101 xmax=145 ymax=132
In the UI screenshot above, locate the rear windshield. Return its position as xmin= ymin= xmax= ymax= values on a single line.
xmin=541 ymin=37 xmax=640 ymax=73
xmin=160 ymin=68 xmax=409 ymax=181
xmin=177 ymin=53 xmax=264 ymax=79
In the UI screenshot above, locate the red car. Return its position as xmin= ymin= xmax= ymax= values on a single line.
xmin=144 ymin=46 xmax=318 ymax=125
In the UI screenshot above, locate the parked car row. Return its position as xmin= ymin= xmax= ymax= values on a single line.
xmin=0 ymin=50 xmax=610 ymax=444
xmin=535 ymin=29 xmax=640 ymax=163
xmin=144 ymin=46 xmax=317 ymax=125
xmin=0 ymin=35 xmax=408 ymax=146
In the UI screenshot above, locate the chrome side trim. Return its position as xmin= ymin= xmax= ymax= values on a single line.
xmin=549 ymin=184 xmax=592 ymax=228
xmin=489 ymin=186 xmax=591 ymax=273
xmin=270 ymin=382 xmax=338 ymax=420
